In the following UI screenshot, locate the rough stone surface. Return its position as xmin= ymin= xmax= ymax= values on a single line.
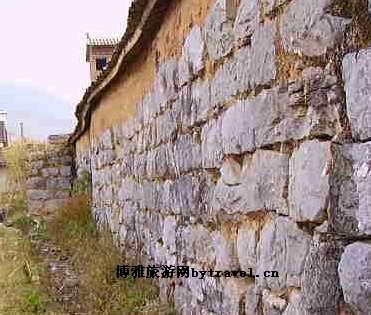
xmin=289 ymin=140 xmax=331 ymax=223
xmin=213 ymin=150 xmax=289 ymax=216
xmin=234 ymin=0 xmax=260 ymax=43
xmin=68 ymin=3 xmax=366 ymax=314
xmin=330 ymin=142 xmax=371 ymax=236
xmin=26 ymin=137 xmax=73 ymax=217
xmin=343 ymin=48 xmax=371 ymax=141
xmin=257 ymin=215 xmax=310 ymax=291
xmin=281 ymin=0 xmax=350 ymax=56
xmin=338 ymin=242 xmax=371 ymax=315
xmin=204 ymin=0 xmax=234 ymax=61
xmin=302 ymin=238 xmax=344 ymax=314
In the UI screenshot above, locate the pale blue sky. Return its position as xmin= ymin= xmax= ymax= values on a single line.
xmin=0 ymin=0 xmax=133 ymax=105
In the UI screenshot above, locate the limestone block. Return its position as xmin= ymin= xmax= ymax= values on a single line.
xmin=27 ymin=189 xmax=53 ymax=201
xmin=221 ymin=100 xmax=255 ymax=155
xmin=210 ymin=21 xmax=276 ymax=107
xmin=302 ymin=238 xmax=344 ymax=314
xmin=101 ymin=129 xmax=113 ymax=150
xmin=133 ymin=153 xmax=146 ymax=179
xmin=338 ymin=242 xmax=371 ymax=315
xmin=289 ymin=140 xmax=331 ymax=223
xmin=282 ymin=289 xmax=305 ymax=315
xmin=257 ymin=216 xmax=310 ymax=291
xmin=330 ymin=142 xmax=371 ymax=236
xmin=343 ymin=48 xmax=371 ymax=141
xmin=246 ymin=20 xmax=276 ymax=88
xmin=28 ymin=200 xmax=44 ymax=215
xmin=154 ymin=59 xmax=179 ymax=109
xmin=156 ymin=110 xmax=177 ymax=144
xmin=41 ymin=167 xmax=59 ymax=177
xmin=163 ymin=216 xmax=177 ymax=255
xmin=261 ymin=0 xmax=289 ymax=15
xmin=234 ymin=0 xmax=260 ymax=43
xmin=212 ymin=231 xmax=238 ymax=270
xmin=281 ymin=0 xmax=350 ymax=57
xmin=204 ymin=0 xmax=234 ymax=61
xmin=220 ymin=157 xmax=242 ymax=186
xmin=174 ymin=285 xmax=193 ymax=315
xmin=171 ymin=175 xmax=204 ymax=217
xmin=54 ymin=190 xmax=70 ymax=199
xmin=178 ymin=225 xmax=215 ymax=264
xmin=183 ymin=25 xmax=205 ymax=76
xmin=213 ymin=150 xmax=289 ymax=215
xmin=59 ymin=166 xmax=72 ymax=177
xmin=174 ymin=134 xmax=201 ymax=175
xmin=26 ymin=177 xmax=46 ymax=190
xmin=237 ymin=223 xmax=258 ymax=273
xmin=262 ymin=289 xmax=287 ymax=315
xmin=210 ymin=52 xmax=239 ymax=107
xmin=192 ymin=79 xmax=211 ymax=125
xmin=46 ymin=178 xmax=71 ymax=190
xmin=245 ymin=284 xmax=260 ymax=315
xmin=222 ymin=279 xmax=251 ymax=315
xmin=201 ymin=118 xmax=224 ymax=169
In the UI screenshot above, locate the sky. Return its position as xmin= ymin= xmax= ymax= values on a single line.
xmin=0 ymin=0 xmax=133 ymax=139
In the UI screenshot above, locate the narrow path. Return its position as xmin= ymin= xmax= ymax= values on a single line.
xmin=31 ymin=237 xmax=87 ymax=315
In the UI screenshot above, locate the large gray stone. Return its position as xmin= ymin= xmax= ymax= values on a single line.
xmin=174 ymin=134 xmax=201 ymax=175
xmin=221 ymin=279 xmax=251 ymax=315
xmin=213 ymin=150 xmax=289 ymax=215
xmin=233 ymin=0 xmax=260 ymax=43
xmin=154 ymin=59 xmax=179 ymax=109
xmin=182 ymin=25 xmax=205 ymax=76
xmin=343 ymin=48 xmax=371 ymax=141
xmin=282 ymin=289 xmax=305 ymax=315
xmin=330 ymin=142 xmax=371 ymax=236
xmin=220 ymin=157 xmax=242 ymax=186
xmin=204 ymin=0 xmax=235 ymax=61
xmin=46 ymin=178 xmax=71 ymax=190
xmin=27 ymin=189 xmax=53 ymax=201
xmin=26 ymin=177 xmax=46 ymax=190
xmin=221 ymin=99 xmax=255 ymax=155
xmin=237 ymin=223 xmax=258 ymax=273
xmin=302 ymin=238 xmax=344 ymax=314
xmin=289 ymin=140 xmax=331 ymax=223
xmin=212 ymin=230 xmax=239 ymax=270
xmin=261 ymin=0 xmax=289 ymax=15
xmin=201 ymin=118 xmax=224 ymax=169
xmin=41 ymin=167 xmax=59 ymax=177
xmin=257 ymin=216 xmax=310 ymax=291
xmin=281 ymin=0 xmax=350 ymax=56
xmin=338 ymin=242 xmax=371 ymax=315
xmin=210 ymin=21 xmax=276 ymax=107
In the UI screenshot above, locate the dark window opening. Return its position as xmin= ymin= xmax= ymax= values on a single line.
xmin=96 ymin=58 xmax=107 ymax=71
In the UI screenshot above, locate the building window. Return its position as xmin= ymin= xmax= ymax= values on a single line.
xmin=96 ymin=58 xmax=107 ymax=71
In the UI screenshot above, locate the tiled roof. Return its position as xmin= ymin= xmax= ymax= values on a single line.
xmin=87 ymin=37 xmax=120 ymax=47
xmin=70 ymin=0 xmax=170 ymax=144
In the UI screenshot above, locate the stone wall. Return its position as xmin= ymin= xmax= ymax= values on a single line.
xmin=26 ymin=135 xmax=73 ymax=217
xmin=74 ymin=0 xmax=371 ymax=314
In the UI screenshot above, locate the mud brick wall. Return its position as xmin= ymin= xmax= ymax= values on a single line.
xmin=26 ymin=135 xmax=73 ymax=217
xmin=74 ymin=0 xmax=371 ymax=314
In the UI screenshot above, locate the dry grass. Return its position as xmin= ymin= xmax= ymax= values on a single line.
xmin=47 ymin=196 xmax=174 ymax=315
xmin=0 ymin=224 xmax=61 ymax=314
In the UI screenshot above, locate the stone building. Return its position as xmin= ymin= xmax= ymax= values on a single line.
xmin=67 ymin=0 xmax=371 ymax=314
xmin=86 ymin=34 xmax=119 ymax=82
